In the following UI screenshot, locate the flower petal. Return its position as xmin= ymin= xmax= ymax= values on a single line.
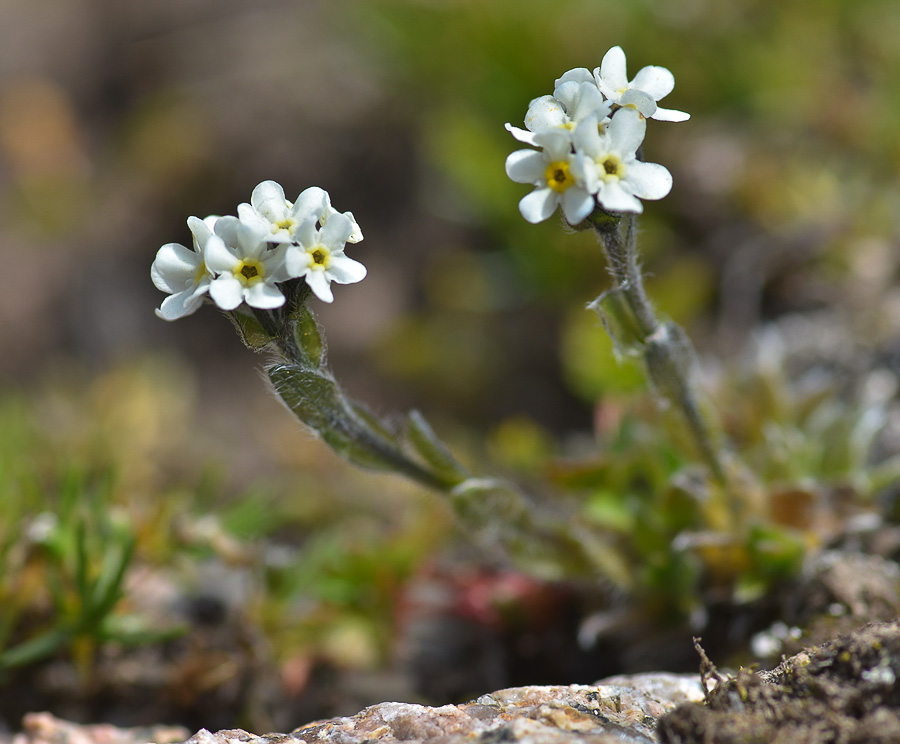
xmin=156 ymin=287 xmax=205 ymax=321
xmin=560 ymin=187 xmax=595 ymax=225
xmin=319 ymin=211 xmax=354 ymax=247
xmin=631 ymin=65 xmax=675 ymax=101
xmin=284 ymin=245 xmax=312 ymax=277
xmin=292 ymin=186 xmax=329 ymax=222
xmin=554 ymin=68 xmax=593 ymax=88
xmin=567 ymin=83 xmax=611 ymax=123
xmin=607 ymin=108 xmax=646 ymax=156
xmin=236 ymin=204 xmax=275 ymax=237
xmin=597 ymin=182 xmax=643 ymax=213
xmin=245 ymin=281 xmax=286 ymax=309
xmin=187 ymin=216 xmax=215 ymax=249
xmin=533 ymin=128 xmax=573 ymax=160
xmin=236 ymin=221 xmax=269 ymax=259
xmin=572 ymin=150 xmax=600 ymax=194
xmin=295 ymin=217 xmax=319 ymax=248
xmin=213 ymin=215 xmax=242 ymax=247
xmin=524 ymin=95 xmax=569 ymax=132
xmin=341 ymin=211 xmax=364 ymax=243
xmin=505 ymin=149 xmax=546 ymax=184
xmin=519 ymin=187 xmax=559 ymax=223
xmin=598 ymin=46 xmax=628 ymax=94
xmin=554 ymin=81 xmax=611 ymax=125
xmin=209 ymin=275 xmax=245 ymax=310
xmin=261 ymin=244 xmax=289 ymax=280
xmin=305 ymin=270 xmax=335 ymax=303
xmin=573 ymin=114 xmax=603 ymax=155
xmin=327 ymin=254 xmax=367 ymax=285
xmin=651 ymin=106 xmax=690 ymax=122
xmin=505 ymin=123 xmax=539 ymax=146
xmin=203 ymin=234 xmax=240 ymax=273
xmin=618 ymin=89 xmax=657 ymax=118
xmin=151 ymin=243 xmax=200 ymax=293
xmin=625 ymin=161 xmax=673 ymax=200
xmin=250 ymin=180 xmax=289 ymax=221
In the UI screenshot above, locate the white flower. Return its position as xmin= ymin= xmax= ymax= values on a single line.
xmin=205 ymin=216 xmax=291 ymax=310
xmin=505 ymin=128 xmax=596 ymax=225
xmin=151 ymin=216 xmax=219 ymax=320
xmin=555 ymin=67 xmax=595 ymax=88
xmin=594 ymin=46 xmax=690 ymax=122
xmin=237 ymin=180 xmax=363 ymax=245
xmin=573 ymin=109 xmax=673 ymax=214
xmin=284 ymin=212 xmax=366 ymax=303
xmin=553 ymin=77 xmax=612 ymax=124
xmin=507 ymin=70 xmax=611 ymax=147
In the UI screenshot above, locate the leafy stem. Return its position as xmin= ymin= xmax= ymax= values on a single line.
xmin=587 ymin=210 xmax=730 ymax=488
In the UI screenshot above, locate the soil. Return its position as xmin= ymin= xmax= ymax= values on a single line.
xmin=658 ymin=619 xmax=900 ymax=743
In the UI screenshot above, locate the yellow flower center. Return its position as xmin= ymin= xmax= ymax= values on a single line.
xmin=234 ymin=259 xmax=264 ymax=286
xmin=545 ymin=160 xmax=575 ymax=192
xmin=599 ymin=155 xmax=625 ymax=182
xmin=274 ymin=217 xmax=296 ymax=234
xmin=308 ymin=246 xmax=331 ymax=270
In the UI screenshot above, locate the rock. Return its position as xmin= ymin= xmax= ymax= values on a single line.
xmin=2 ymin=712 xmax=188 ymax=744
xmin=177 ymin=673 xmax=704 ymax=744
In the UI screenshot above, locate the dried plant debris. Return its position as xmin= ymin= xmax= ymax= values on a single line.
xmin=658 ymin=620 xmax=900 ymax=744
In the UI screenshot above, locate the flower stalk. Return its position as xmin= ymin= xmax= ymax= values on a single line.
xmin=252 ymin=291 xmax=620 ymax=581
xmin=587 ymin=210 xmax=730 ymax=488
xmin=203 ymin=237 xmax=621 ymax=581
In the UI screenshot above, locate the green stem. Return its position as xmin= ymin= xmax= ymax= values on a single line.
xmin=594 ymin=213 xmax=659 ymax=337
xmin=588 ymin=211 xmax=728 ymax=486
xmin=244 ymin=282 xmax=626 ymax=579
xmin=263 ymin=297 xmax=455 ymax=493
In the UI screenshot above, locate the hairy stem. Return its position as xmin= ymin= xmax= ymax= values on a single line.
xmin=588 ymin=211 xmax=728 ymax=486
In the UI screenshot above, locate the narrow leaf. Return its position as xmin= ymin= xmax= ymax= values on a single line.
xmin=588 ymin=287 xmax=647 ymax=358
xmin=291 ymin=305 xmax=326 ymax=369
xmin=406 ymin=410 xmax=468 ymax=487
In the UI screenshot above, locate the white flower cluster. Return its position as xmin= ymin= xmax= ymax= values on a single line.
xmin=505 ymin=46 xmax=689 ymax=224
xmin=151 ymin=181 xmax=366 ymax=320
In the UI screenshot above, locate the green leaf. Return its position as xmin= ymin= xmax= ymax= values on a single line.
xmin=588 ymin=287 xmax=648 ymax=358
xmin=583 ymin=490 xmax=635 ymax=533
xmin=292 ymin=305 xmax=325 ymax=369
xmin=269 ymin=364 xmax=415 ymax=475
xmin=406 ymin=410 xmax=468 ymax=488
xmin=642 ymin=322 xmax=696 ymax=403
xmin=0 ymin=627 xmax=72 ymax=670
xmin=88 ymin=534 xmax=135 ymax=623
xmin=747 ymin=523 xmax=805 ymax=579
xmin=449 ymin=477 xmax=529 ymax=528
xmin=98 ymin=614 xmax=186 ymax=645
xmin=227 ymin=310 xmax=274 ymax=351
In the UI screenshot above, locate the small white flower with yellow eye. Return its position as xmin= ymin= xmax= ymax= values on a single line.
xmin=506 ymin=70 xmax=611 ymax=147
xmin=594 ymin=46 xmax=690 ymax=122
xmin=284 ymin=213 xmax=367 ymax=303
xmin=151 ymin=215 xmax=219 ymax=320
xmin=505 ymin=128 xmax=596 ymax=225
xmin=205 ymin=216 xmax=291 ymax=310
xmin=238 ymin=180 xmax=363 ymax=245
xmin=573 ymin=109 xmax=673 ymax=214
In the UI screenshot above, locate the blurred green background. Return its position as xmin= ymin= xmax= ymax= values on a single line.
xmin=1 ymin=0 xmax=899 ymax=733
